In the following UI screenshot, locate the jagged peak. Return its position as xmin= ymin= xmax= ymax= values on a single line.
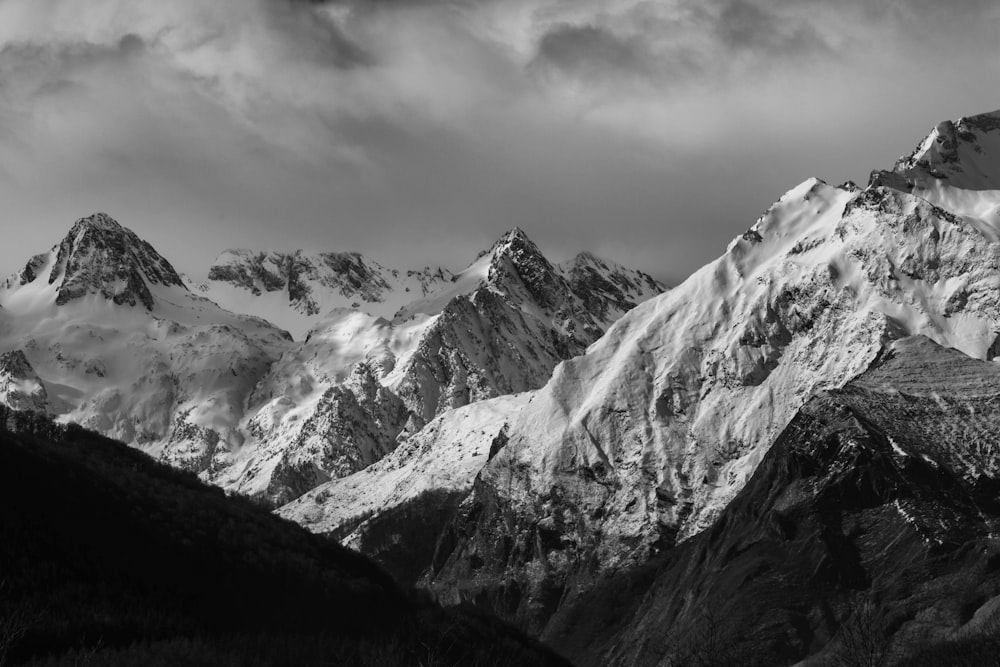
xmin=566 ymin=250 xmax=604 ymax=267
xmin=499 ymin=226 xmax=530 ymax=242
xmin=475 ymin=226 xmax=539 ymax=259
xmin=27 ymin=213 xmax=188 ymax=310
xmin=489 ymin=227 xmax=551 ymax=267
xmin=69 ymin=212 xmax=126 ymax=235
xmin=891 ymin=109 xmax=1000 ymax=189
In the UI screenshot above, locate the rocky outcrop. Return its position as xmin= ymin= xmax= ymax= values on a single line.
xmin=256 ymin=362 xmax=415 ymax=504
xmin=0 ymin=350 xmax=47 ymax=413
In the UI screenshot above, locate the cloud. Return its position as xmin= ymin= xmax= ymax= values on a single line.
xmin=535 ymin=23 xmax=650 ymax=80
xmin=0 ymin=0 xmax=997 ymax=286
xmin=714 ymin=0 xmax=829 ymax=56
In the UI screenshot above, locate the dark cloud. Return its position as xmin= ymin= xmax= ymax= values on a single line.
xmin=715 ymin=0 xmax=829 ymax=56
xmin=530 ymin=0 xmax=838 ymax=89
xmin=264 ymin=1 xmax=371 ymax=68
xmin=534 ymin=24 xmax=651 ymax=80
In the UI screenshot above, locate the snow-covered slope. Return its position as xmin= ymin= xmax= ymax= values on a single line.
xmin=415 ymin=109 xmax=1000 ymax=633
xmin=0 ymin=213 xmax=292 ymax=472
xmin=196 ymin=249 xmax=453 ymax=340
xmin=227 ymin=228 xmax=666 ymax=502
xmin=281 ymin=393 xmax=529 ymax=544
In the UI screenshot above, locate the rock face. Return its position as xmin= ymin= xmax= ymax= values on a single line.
xmin=545 ymin=337 xmax=1000 ymax=665
xmin=415 ymin=110 xmax=1000 ymax=635
xmin=21 ymin=213 xmax=187 ymax=310
xmin=0 ymin=350 xmax=48 ymax=412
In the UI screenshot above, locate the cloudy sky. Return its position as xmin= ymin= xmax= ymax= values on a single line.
xmin=0 ymin=0 xmax=998 ymax=282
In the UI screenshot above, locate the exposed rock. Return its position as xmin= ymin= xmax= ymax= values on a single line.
xmin=0 ymin=350 xmax=47 ymax=412
xmin=46 ymin=213 xmax=186 ymax=310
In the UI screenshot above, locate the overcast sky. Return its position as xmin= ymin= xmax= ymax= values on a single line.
xmin=0 ymin=0 xmax=998 ymax=282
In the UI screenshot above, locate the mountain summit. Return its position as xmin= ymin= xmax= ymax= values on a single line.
xmin=892 ymin=109 xmax=1000 ymax=190
xmin=10 ymin=213 xmax=186 ymax=310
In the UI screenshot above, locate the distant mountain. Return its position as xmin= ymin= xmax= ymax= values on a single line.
xmin=0 ymin=405 xmax=569 ymax=666
xmin=288 ymin=110 xmax=1000 ymax=638
xmin=196 ymin=248 xmax=454 ymax=340
xmin=6 ymin=213 xmax=186 ymax=310
xmin=0 ymin=213 xmax=290 ymax=474
xmin=0 ymin=218 xmax=663 ymax=507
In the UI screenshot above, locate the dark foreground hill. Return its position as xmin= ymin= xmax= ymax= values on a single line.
xmin=0 ymin=407 xmax=571 ymax=667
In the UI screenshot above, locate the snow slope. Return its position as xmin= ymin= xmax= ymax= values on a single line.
xmin=417 ymin=109 xmax=1000 ymax=632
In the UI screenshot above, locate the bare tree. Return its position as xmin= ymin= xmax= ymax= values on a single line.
xmin=0 ymin=579 xmax=28 ymax=667
xmin=833 ymin=593 xmax=892 ymax=667
xmin=666 ymin=605 xmax=774 ymax=667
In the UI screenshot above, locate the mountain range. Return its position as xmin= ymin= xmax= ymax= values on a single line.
xmin=284 ymin=109 xmax=1000 ymax=664
xmin=0 ymin=218 xmax=664 ymax=508
xmin=6 ymin=109 xmax=1000 ymax=665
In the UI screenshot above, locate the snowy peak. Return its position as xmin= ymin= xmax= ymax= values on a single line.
xmin=559 ymin=251 xmax=666 ymax=323
xmin=484 ymin=227 xmax=568 ymax=311
xmin=891 ymin=109 xmax=1000 ymax=190
xmin=201 ymin=248 xmax=454 ymax=339
xmin=17 ymin=213 xmax=187 ymax=310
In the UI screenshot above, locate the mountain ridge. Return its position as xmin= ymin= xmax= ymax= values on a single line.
xmin=329 ymin=108 xmax=1000 ymax=637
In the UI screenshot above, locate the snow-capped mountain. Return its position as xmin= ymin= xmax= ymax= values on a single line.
xmin=6 ymin=213 xmax=187 ymax=310
xmin=0 ymin=215 xmax=663 ymax=508
xmin=0 ymin=213 xmax=291 ymax=472
xmin=226 ymin=228 xmax=665 ymax=502
xmin=196 ymin=249 xmax=454 ymax=340
xmin=294 ymin=109 xmax=1000 ymax=634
